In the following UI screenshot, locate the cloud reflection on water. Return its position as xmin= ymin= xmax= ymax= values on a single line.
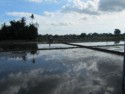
xmin=0 ymin=48 xmax=123 ymax=94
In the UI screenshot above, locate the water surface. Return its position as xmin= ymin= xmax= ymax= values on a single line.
xmin=0 ymin=44 xmax=123 ymax=94
xmin=72 ymin=41 xmax=124 ymax=46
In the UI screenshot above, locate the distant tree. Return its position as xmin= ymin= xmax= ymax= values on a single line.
xmin=114 ymin=29 xmax=121 ymax=36
xmin=30 ymin=14 xmax=34 ymax=24
xmin=0 ymin=17 xmax=38 ymax=41
xmin=92 ymin=33 xmax=98 ymax=36
xmin=114 ymin=29 xmax=121 ymax=44
xmin=80 ymin=33 xmax=86 ymax=39
xmin=28 ymin=24 xmax=38 ymax=40
xmin=20 ymin=17 xmax=26 ymax=26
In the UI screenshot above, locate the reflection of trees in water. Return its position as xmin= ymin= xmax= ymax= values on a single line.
xmin=30 ymin=47 xmax=38 ymax=64
xmin=22 ymin=55 xmax=27 ymax=61
xmin=0 ymin=43 xmax=38 ymax=64
xmin=21 ymin=51 xmax=37 ymax=64
xmin=114 ymin=39 xmax=120 ymax=45
xmin=48 ymin=35 xmax=53 ymax=47
xmin=0 ymin=43 xmax=38 ymax=51
xmin=32 ymin=58 xmax=36 ymax=64
xmin=31 ymin=50 xmax=37 ymax=55
xmin=30 ymin=50 xmax=37 ymax=64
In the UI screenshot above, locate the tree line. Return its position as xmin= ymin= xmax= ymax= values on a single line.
xmin=38 ymin=29 xmax=124 ymax=43
xmin=0 ymin=15 xmax=124 ymax=43
xmin=0 ymin=15 xmax=38 ymax=41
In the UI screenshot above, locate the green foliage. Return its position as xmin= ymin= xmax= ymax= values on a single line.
xmin=38 ymin=29 xmax=124 ymax=43
xmin=30 ymin=14 xmax=34 ymax=24
xmin=31 ymin=14 xmax=34 ymax=19
xmin=0 ymin=17 xmax=38 ymax=40
xmin=114 ymin=29 xmax=121 ymax=35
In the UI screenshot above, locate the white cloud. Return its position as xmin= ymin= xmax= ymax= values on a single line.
xmin=43 ymin=11 xmax=55 ymax=17
xmin=6 ymin=12 xmax=32 ymax=17
xmin=62 ymin=0 xmax=125 ymax=14
xmin=62 ymin=0 xmax=100 ymax=15
xmin=99 ymin=0 xmax=125 ymax=12
xmin=50 ymin=22 xmax=73 ymax=26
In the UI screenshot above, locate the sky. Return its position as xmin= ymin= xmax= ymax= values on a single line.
xmin=0 ymin=0 xmax=125 ymax=35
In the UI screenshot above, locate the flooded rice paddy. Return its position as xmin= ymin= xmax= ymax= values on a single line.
xmin=0 ymin=43 xmax=123 ymax=94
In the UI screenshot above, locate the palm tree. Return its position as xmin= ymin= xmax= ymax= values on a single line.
xmin=30 ymin=14 xmax=34 ymax=24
